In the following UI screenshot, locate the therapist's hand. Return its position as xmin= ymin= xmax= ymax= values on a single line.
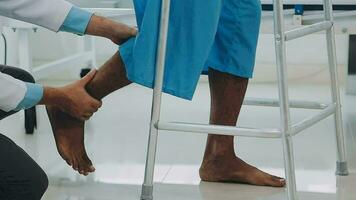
xmin=40 ymin=70 xmax=102 ymax=121
xmin=85 ymin=15 xmax=137 ymax=45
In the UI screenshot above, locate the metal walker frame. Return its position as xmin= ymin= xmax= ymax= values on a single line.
xmin=140 ymin=0 xmax=349 ymax=199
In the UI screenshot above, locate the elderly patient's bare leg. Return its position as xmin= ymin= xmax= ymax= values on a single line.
xmin=47 ymin=53 xmax=131 ymax=175
xmin=199 ymin=68 xmax=286 ymax=187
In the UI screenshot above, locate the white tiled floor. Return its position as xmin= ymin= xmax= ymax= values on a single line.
xmin=1 ymin=81 xmax=356 ymax=200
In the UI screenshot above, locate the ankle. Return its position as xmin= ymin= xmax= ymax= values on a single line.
xmin=202 ymin=153 xmax=235 ymax=166
xmin=203 ymin=139 xmax=235 ymax=161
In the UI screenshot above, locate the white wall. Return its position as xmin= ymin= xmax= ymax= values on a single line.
xmin=253 ymin=34 xmax=348 ymax=83
xmin=0 ymin=30 xmax=348 ymax=82
xmin=27 ymin=32 xmax=350 ymax=82
xmin=257 ymin=34 xmax=349 ymax=65
xmin=22 ymin=32 xmax=349 ymax=66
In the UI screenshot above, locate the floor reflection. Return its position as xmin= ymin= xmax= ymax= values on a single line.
xmin=1 ymin=83 xmax=356 ymax=199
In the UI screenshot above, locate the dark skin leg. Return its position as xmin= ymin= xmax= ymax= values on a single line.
xmin=47 ymin=54 xmax=286 ymax=185
xmin=46 ymin=52 xmax=131 ymax=175
xmin=86 ymin=53 xmax=132 ymax=100
xmin=199 ymin=68 xmax=286 ymax=187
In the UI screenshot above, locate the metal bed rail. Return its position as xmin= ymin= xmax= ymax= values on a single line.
xmin=243 ymin=97 xmax=328 ymax=109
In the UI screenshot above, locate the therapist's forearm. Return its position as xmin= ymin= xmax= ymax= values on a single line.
xmin=85 ymin=15 xmax=112 ymax=38
xmin=39 ymin=87 xmax=63 ymax=106
xmin=85 ymin=15 xmax=137 ymax=45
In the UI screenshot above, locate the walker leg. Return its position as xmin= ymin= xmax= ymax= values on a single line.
xmin=141 ymin=127 xmax=158 ymax=200
xmin=141 ymin=0 xmax=171 ymax=199
xmin=273 ymin=0 xmax=298 ymax=199
xmin=323 ymin=0 xmax=349 ymax=176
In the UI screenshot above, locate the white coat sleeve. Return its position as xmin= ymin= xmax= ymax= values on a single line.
xmin=0 ymin=72 xmax=26 ymax=112
xmin=0 ymin=0 xmax=73 ymax=31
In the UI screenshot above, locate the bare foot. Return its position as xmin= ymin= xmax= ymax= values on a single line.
xmin=46 ymin=106 xmax=94 ymax=175
xmin=199 ymin=155 xmax=285 ymax=187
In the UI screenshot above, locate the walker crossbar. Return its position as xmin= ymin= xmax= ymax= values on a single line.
xmin=243 ymin=97 xmax=328 ymax=109
xmin=285 ymin=21 xmax=333 ymax=41
xmin=157 ymin=122 xmax=282 ymax=138
xmin=291 ymin=103 xmax=336 ymax=135
xmin=157 ymin=103 xmax=336 ymax=138
xmin=140 ymin=0 xmax=349 ymax=199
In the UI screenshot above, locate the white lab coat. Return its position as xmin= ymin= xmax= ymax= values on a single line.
xmin=0 ymin=0 xmax=73 ymax=112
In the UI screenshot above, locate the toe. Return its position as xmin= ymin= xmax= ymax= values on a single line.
xmin=271 ymin=175 xmax=286 ymax=186
xmin=88 ymin=165 xmax=96 ymax=173
xmin=272 ymin=175 xmax=284 ymax=180
xmin=83 ymin=154 xmax=95 ymax=173
xmin=78 ymin=166 xmax=86 ymax=175
xmin=266 ymin=175 xmax=285 ymax=187
xmin=71 ymin=158 xmax=79 ymax=172
xmin=78 ymin=156 xmax=90 ymax=175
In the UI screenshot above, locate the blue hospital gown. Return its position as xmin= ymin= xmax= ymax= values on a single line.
xmin=120 ymin=0 xmax=261 ymax=100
